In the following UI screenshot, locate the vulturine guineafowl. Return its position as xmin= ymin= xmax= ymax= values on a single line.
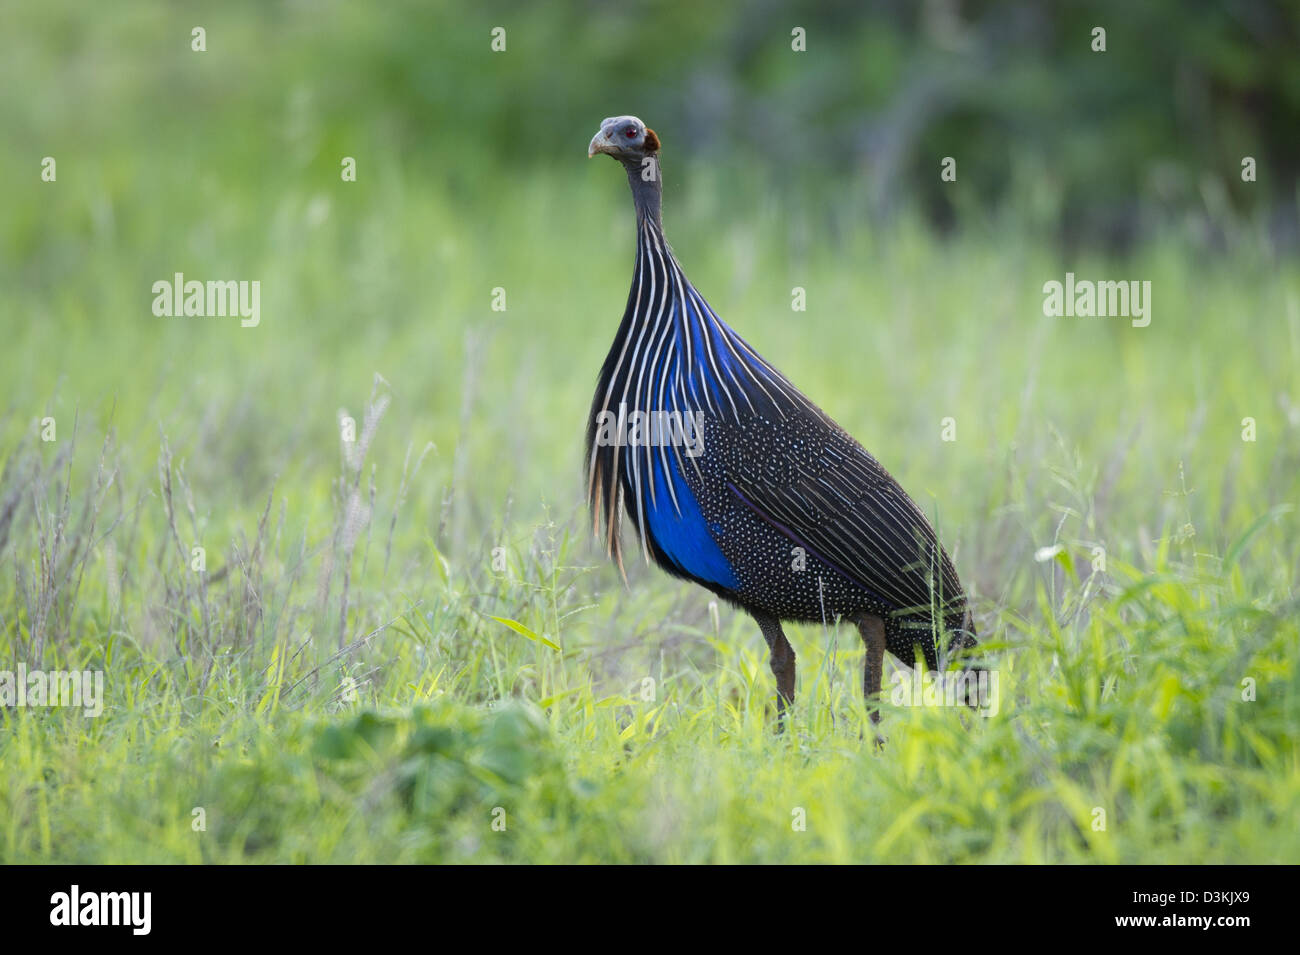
xmin=585 ymin=115 xmax=979 ymax=734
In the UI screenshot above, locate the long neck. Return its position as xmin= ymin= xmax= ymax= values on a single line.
xmin=623 ymin=157 xmax=663 ymax=233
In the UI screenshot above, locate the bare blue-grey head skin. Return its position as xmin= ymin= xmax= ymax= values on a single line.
xmin=588 ymin=116 xmax=663 ymax=228
xmin=587 ymin=115 xmax=660 ymax=161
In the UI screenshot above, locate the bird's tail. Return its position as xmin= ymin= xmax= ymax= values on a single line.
xmin=945 ymin=606 xmax=992 ymax=712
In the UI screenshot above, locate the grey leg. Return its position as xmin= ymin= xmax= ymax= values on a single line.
xmin=852 ymin=612 xmax=887 ymax=746
xmin=753 ymin=611 xmax=795 ymax=730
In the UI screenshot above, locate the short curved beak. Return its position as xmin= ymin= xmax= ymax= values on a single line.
xmin=588 ymin=129 xmax=619 ymax=158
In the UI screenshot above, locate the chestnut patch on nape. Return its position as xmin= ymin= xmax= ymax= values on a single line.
xmin=643 ymin=127 xmax=661 ymax=152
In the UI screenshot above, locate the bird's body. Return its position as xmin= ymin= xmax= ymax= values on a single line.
xmin=586 ymin=116 xmax=976 ymax=728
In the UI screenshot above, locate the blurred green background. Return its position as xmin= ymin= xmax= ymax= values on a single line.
xmin=3 ymin=0 xmax=1296 ymax=542
xmin=1 ymin=1 xmax=1298 ymax=863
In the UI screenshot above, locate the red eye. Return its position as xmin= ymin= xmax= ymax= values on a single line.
xmin=625 ymin=127 xmax=638 ymax=138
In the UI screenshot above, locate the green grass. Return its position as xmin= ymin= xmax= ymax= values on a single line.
xmin=2 ymin=1 xmax=1299 ymax=864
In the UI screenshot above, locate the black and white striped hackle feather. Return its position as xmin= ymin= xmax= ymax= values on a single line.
xmin=585 ymin=115 xmax=975 ymax=672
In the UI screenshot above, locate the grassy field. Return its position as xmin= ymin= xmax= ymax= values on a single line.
xmin=2 ymin=3 xmax=1298 ymax=863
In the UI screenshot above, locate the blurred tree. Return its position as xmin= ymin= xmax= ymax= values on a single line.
xmin=5 ymin=0 xmax=1295 ymax=250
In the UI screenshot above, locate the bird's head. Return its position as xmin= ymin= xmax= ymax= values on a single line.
xmin=588 ymin=115 xmax=660 ymax=163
